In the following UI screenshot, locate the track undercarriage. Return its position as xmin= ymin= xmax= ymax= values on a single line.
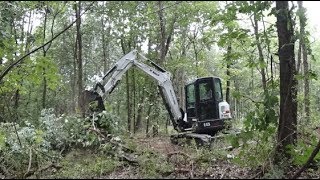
xmin=170 ymin=128 xmax=241 ymax=148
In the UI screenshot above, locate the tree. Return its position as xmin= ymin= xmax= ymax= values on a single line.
xmin=75 ymin=1 xmax=84 ymax=117
xmin=275 ymin=1 xmax=297 ymax=160
xmin=297 ymin=1 xmax=310 ymax=123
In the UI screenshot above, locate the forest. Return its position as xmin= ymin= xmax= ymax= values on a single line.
xmin=1 ymin=1 xmax=320 ymax=179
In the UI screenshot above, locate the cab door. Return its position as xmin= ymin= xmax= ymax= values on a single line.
xmin=186 ymin=83 xmax=196 ymax=124
xmin=196 ymin=78 xmax=218 ymax=121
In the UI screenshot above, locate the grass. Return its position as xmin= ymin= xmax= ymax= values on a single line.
xmin=43 ymin=149 xmax=122 ymax=179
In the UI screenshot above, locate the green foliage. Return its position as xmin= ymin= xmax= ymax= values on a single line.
xmin=138 ymin=150 xmax=174 ymax=178
xmin=93 ymin=110 xmax=121 ymax=135
xmin=54 ymin=150 xmax=121 ymax=178
xmin=0 ymin=129 xmax=5 ymax=150
xmin=0 ymin=1 xmax=320 ymax=178
xmin=242 ymin=89 xmax=278 ymax=133
xmin=288 ymin=135 xmax=320 ymax=166
xmin=0 ymin=107 xmax=122 ymax=177
xmin=0 ymin=121 xmax=59 ymax=176
xmin=232 ymin=128 xmax=276 ymax=169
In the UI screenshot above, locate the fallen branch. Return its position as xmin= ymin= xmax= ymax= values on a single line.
xmin=250 ymin=170 xmax=263 ymax=179
xmin=24 ymin=162 xmax=62 ymax=178
xmin=24 ymin=147 xmax=33 ymax=178
xmin=118 ymin=154 xmax=139 ymax=165
xmin=292 ymin=131 xmax=320 ymax=179
xmin=36 ymin=163 xmax=62 ymax=175
xmin=0 ymin=163 xmax=11 ymax=178
xmin=88 ymin=127 xmax=107 ymax=139
xmin=220 ymin=167 xmax=229 ymax=179
xmin=190 ymin=160 xmax=194 ymax=178
xmin=88 ymin=127 xmax=138 ymax=165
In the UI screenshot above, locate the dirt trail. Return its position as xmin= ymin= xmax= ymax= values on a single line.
xmin=129 ymin=135 xmax=255 ymax=179
xmin=134 ymin=136 xmax=183 ymax=154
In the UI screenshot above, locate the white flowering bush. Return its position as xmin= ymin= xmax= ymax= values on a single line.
xmin=94 ymin=110 xmax=121 ymax=134
xmin=0 ymin=108 xmax=121 ymax=177
xmin=0 ymin=121 xmax=54 ymax=175
xmin=39 ymin=108 xmax=86 ymax=149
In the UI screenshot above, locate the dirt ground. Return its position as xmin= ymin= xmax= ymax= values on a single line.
xmin=29 ymin=135 xmax=320 ymax=179
xmin=105 ymin=136 xmax=256 ymax=179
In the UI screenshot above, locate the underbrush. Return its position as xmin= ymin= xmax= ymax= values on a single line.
xmin=0 ymin=108 xmax=120 ymax=178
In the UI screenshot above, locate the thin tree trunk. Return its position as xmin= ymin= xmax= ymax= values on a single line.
xmin=297 ymin=1 xmax=310 ymax=123
xmin=127 ymin=73 xmax=131 ymax=133
xmin=297 ymin=39 xmax=302 ymax=73
xmin=303 ymin=44 xmax=310 ymax=123
xmin=42 ymin=6 xmax=48 ymax=109
xmin=226 ymin=45 xmax=231 ymax=104
xmin=76 ymin=1 xmax=84 ymax=117
xmin=72 ymin=32 xmax=77 ymax=112
xmin=158 ymin=1 xmax=166 ymax=65
xmin=132 ymin=69 xmax=136 ymax=134
xmin=101 ymin=16 xmax=109 ymax=74
xmin=146 ymin=103 xmax=152 ymax=137
xmin=251 ymin=2 xmax=267 ymax=93
xmin=146 ymin=36 xmax=152 ymax=137
xmin=178 ymin=26 xmax=187 ymax=111
xmin=193 ymin=41 xmax=199 ymax=78
xmin=297 ymin=1 xmax=304 ymax=74
xmin=121 ymin=38 xmax=131 ymax=133
xmin=135 ymin=88 xmax=145 ymax=132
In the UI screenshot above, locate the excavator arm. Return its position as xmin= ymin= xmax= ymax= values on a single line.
xmin=85 ymin=50 xmax=186 ymax=132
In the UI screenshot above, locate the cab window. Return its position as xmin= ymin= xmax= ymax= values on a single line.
xmin=199 ymin=82 xmax=212 ymax=101
xmin=186 ymin=84 xmax=195 ymax=108
xmin=214 ymin=78 xmax=223 ymax=101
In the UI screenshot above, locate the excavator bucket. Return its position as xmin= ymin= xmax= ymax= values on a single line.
xmin=81 ymin=90 xmax=106 ymax=115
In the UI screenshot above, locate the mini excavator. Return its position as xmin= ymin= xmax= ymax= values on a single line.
xmin=83 ymin=50 xmax=232 ymax=146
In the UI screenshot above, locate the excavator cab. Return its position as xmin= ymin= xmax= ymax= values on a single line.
xmin=185 ymin=77 xmax=230 ymax=135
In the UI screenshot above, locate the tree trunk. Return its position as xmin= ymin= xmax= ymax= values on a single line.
xmin=158 ymin=1 xmax=166 ymax=65
xmin=126 ymin=73 xmax=131 ymax=132
xmin=42 ymin=6 xmax=48 ymax=109
xmin=76 ymin=1 xmax=84 ymax=117
xmin=155 ymin=1 xmax=177 ymax=135
xmin=101 ymin=15 xmax=111 ymax=74
xmin=193 ymin=40 xmax=199 ymax=78
xmin=72 ymin=32 xmax=77 ymax=112
xmin=275 ymin=1 xmax=297 ymax=161
xmin=303 ymin=43 xmax=310 ymax=123
xmin=296 ymin=1 xmax=305 ymax=74
xmin=120 ymin=37 xmax=132 ymax=133
xmin=132 ymin=69 xmax=136 ymax=134
xmin=251 ymin=2 xmax=267 ymax=93
xmin=297 ymin=37 xmax=302 ymax=74
xmin=135 ymin=86 xmax=145 ymax=132
xmin=226 ymin=45 xmax=231 ymax=104
xmin=146 ymin=103 xmax=152 ymax=138
xmin=297 ymin=1 xmax=310 ymax=123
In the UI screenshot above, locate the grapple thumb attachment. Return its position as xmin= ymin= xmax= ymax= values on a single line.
xmin=82 ymin=90 xmax=106 ymax=115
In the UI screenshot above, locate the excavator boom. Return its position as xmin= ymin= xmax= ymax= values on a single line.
xmin=84 ymin=50 xmax=185 ymax=132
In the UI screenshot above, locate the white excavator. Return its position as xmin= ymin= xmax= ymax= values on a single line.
xmin=83 ymin=50 xmax=232 ymax=146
